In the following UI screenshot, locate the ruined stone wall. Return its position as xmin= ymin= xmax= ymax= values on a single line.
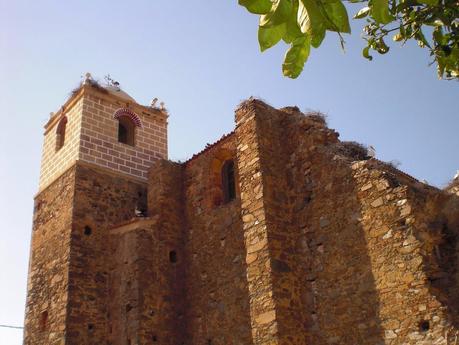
xmin=24 ymin=166 xmax=76 ymax=345
xmin=235 ymin=102 xmax=342 ymax=345
xmin=235 ymin=101 xmax=289 ymax=345
xmin=136 ymin=160 xmax=187 ymax=345
xmin=297 ymin=138 xmax=459 ymax=345
xmin=273 ymin=110 xmax=389 ymax=345
xmin=65 ymin=162 xmax=147 ymax=344
xmin=183 ymin=135 xmax=253 ymax=345
xmin=109 ymin=221 xmax=147 ymax=345
xmin=108 ymin=214 xmax=185 ymax=345
xmin=234 ymin=99 xmax=459 ymax=345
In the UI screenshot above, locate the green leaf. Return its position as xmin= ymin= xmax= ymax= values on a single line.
xmin=258 ymin=24 xmax=287 ymax=51
xmin=322 ymin=1 xmax=351 ymax=33
xmin=298 ymin=0 xmax=327 ymax=47
xmin=282 ymin=36 xmax=311 ymax=78
xmin=433 ymin=27 xmax=447 ymax=46
xmin=375 ymin=38 xmax=389 ymax=54
xmin=363 ymin=46 xmax=373 ymax=60
xmin=354 ymin=6 xmax=370 ymax=19
xmin=283 ymin=0 xmax=304 ymax=43
xmin=417 ymin=0 xmax=438 ymax=5
xmin=310 ymin=27 xmax=326 ymax=48
xmin=371 ymin=0 xmax=394 ymax=24
xmin=297 ymin=0 xmax=311 ymax=33
xmin=260 ymin=0 xmax=292 ymax=27
xmin=239 ymin=0 xmax=273 ymax=14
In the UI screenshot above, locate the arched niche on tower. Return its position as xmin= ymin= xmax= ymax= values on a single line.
xmin=55 ymin=116 xmax=67 ymax=151
xmin=113 ymin=108 xmax=143 ymax=146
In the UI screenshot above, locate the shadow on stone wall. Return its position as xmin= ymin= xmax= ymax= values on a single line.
xmin=296 ymin=151 xmax=386 ymax=345
xmin=254 ymin=104 xmax=386 ymax=345
xmin=183 ymin=143 xmax=254 ymax=345
xmin=423 ymin=191 xmax=459 ymax=333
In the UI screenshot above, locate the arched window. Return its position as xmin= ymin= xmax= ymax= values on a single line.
xmin=221 ymin=160 xmax=236 ymax=203
xmin=118 ymin=116 xmax=135 ymax=146
xmin=55 ymin=116 xmax=67 ymax=151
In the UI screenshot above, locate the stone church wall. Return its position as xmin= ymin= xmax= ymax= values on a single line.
xmin=26 ymin=90 xmax=459 ymax=345
xmin=66 ymin=162 xmax=147 ymax=344
xmin=135 ymin=160 xmax=188 ymax=345
xmin=235 ymin=99 xmax=459 ymax=345
xmin=182 ymin=135 xmax=254 ymax=345
xmin=24 ymin=166 xmax=76 ymax=345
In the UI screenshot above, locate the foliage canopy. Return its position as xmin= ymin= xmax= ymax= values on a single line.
xmin=238 ymin=0 xmax=459 ymax=80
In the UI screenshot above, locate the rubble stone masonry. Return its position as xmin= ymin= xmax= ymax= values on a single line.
xmin=26 ymin=93 xmax=459 ymax=345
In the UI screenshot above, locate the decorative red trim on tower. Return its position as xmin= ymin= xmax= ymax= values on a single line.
xmin=113 ymin=108 xmax=143 ymax=128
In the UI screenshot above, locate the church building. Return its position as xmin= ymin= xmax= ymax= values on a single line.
xmin=24 ymin=75 xmax=459 ymax=345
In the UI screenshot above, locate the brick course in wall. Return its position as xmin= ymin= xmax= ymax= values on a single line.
xmin=39 ymin=99 xmax=83 ymax=190
xmin=26 ymin=94 xmax=459 ymax=345
xmin=79 ymin=92 xmax=167 ymax=179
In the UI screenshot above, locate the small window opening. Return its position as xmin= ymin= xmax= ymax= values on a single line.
xmin=222 ymin=160 xmax=236 ymax=203
xmin=419 ymin=320 xmax=430 ymax=332
xmin=118 ymin=116 xmax=135 ymax=146
xmin=84 ymin=226 xmax=92 ymax=236
xmin=87 ymin=324 xmax=94 ymax=332
xmin=55 ymin=116 xmax=67 ymax=151
xmin=169 ymin=250 xmax=177 ymax=263
xmin=207 ymin=339 xmax=212 ymax=345
xmin=39 ymin=310 xmax=48 ymax=331
xmin=152 ymin=335 xmax=158 ymax=342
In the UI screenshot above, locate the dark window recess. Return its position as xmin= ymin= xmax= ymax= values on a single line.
xmin=207 ymin=339 xmax=212 ymax=345
xmin=55 ymin=116 xmax=67 ymax=151
xmin=118 ymin=117 xmax=135 ymax=146
xmin=84 ymin=226 xmax=92 ymax=236
xmin=39 ymin=310 xmax=48 ymax=331
xmin=169 ymin=250 xmax=177 ymax=263
xmin=222 ymin=160 xmax=236 ymax=203
xmin=88 ymin=324 xmax=94 ymax=332
xmin=152 ymin=335 xmax=158 ymax=342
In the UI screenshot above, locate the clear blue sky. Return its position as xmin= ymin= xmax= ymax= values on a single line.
xmin=0 ymin=1 xmax=457 ymax=343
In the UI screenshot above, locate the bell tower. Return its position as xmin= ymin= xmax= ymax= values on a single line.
xmin=37 ymin=74 xmax=168 ymax=192
xmin=24 ymin=74 xmax=168 ymax=344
